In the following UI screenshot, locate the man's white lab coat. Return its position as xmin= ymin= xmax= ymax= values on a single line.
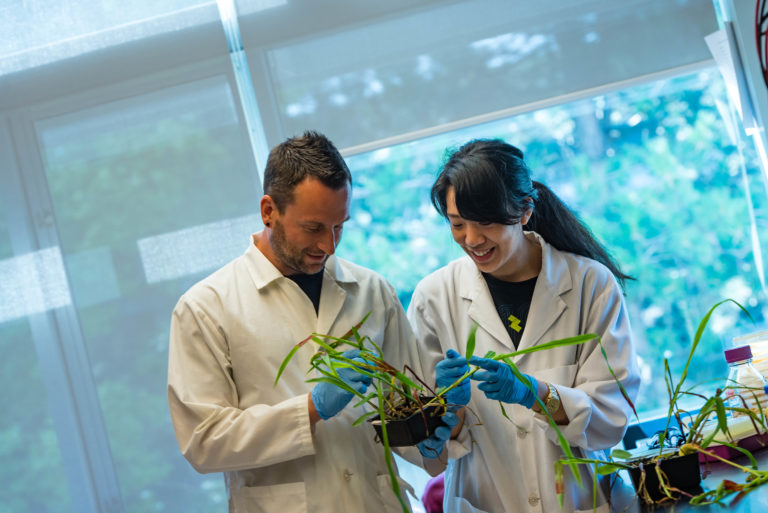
xmin=169 ymin=240 xmax=417 ymax=512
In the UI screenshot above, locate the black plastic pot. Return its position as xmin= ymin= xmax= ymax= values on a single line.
xmin=369 ymin=399 xmax=446 ymax=447
xmin=627 ymin=452 xmax=702 ymax=503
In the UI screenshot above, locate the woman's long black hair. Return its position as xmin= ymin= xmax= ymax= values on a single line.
xmin=431 ymin=138 xmax=632 ymax=288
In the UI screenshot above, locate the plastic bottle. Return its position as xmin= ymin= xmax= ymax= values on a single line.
xmin=723 ymin=345 xmax=768 ymax=418
xmin=733 ymin=330 xmax=768 ymax=379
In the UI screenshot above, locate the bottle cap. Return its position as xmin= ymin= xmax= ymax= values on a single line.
xmin=724 ymin=345 xmax=753 ymax=363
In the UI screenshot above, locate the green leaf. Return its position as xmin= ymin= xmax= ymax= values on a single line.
xmin=679 ymin=300 xmax=750 ymax=396
xmin=610 ymin=449 xmax=632 ymax=459
xmin=374 ymin=380 xmax=410 ymax=513
xmin=465 ymin=323 xmax=478 ymax=360
xmin=715 ymin=396 xmax=728 ymax=431
xmin=555 ymin=461 xmax=565 ymax=508
xmin=596 ymin=463 xmax=624 ymax=475
xmin=501 ymin=356 xmax=581 ymax=487
xmin=312 ymin=335 xmax=347 ymax=354
xmin=499 ymin=402 xmax=511 ymax=422
xmin=274 ymin=338 xmax=307 ymax=386
xmin=353 ymin=390 xmax=379 ymax=408
xmin=714 ymin=440 xmax=759 ymax=469
xmin=352 ymin=410 xmax=380 ymax=426
xmin=305 ymin=376 xmax=361 ymax=398
xmin=495 ymin=334 xmax=599 ymax=359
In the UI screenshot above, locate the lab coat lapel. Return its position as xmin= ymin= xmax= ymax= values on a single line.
xmin=316 ymin=256 xmax=348 ymax=335
xmin=464 ymin=262 xmax=515 ymax=351
xmin=513 ymin=233 xmax=570 ymax=363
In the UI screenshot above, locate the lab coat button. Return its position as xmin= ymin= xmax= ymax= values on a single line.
xmin=343 ymin=469 xmax=353 ymax=481
xmin=517 ymin=428 xmax=527 ymax=439
xmin=528 ymin=495 xmax=540 ymax=506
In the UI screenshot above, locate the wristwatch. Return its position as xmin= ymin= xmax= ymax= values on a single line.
xmin=543 ymin=383 xmax=561 ymax=415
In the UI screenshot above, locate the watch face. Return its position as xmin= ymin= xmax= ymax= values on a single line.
xmin=546 ymin=385 xmax=560 ymax=413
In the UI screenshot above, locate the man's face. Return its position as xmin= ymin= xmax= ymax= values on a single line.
xmin=262 ymin=177 xmax=350 ymax=275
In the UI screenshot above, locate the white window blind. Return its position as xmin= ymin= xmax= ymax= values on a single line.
xmin=238 ymin=0 xmax=719 ymax=149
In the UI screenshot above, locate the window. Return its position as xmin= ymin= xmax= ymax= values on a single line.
xmin=3 ymin=1 xmax=767 ymax=511
xmin=341 ymin=68 xmax=768 ymax=416
xmin=0 ymin=224 xmax=74 ymax=512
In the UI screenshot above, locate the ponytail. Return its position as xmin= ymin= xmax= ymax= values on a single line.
xmin=432 ymin=138 xmax=632 ymax=289
xmin=527 ymin=181 xmax=632 ymax=288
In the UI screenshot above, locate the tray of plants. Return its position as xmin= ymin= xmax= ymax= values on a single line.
xmin=694 ymin=414 xmax=768 ymax=463
xmin=555 ymin=299 xmax=768 ymax=508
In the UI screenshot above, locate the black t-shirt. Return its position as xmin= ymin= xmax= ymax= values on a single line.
xmin=482 ymin=273 xmax=537 ymax=349
xmin=287 ymin=271 xmax=324 ymax=314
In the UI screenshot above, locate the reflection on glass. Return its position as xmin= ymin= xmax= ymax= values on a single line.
xmin=266 ymin=0 xmax=716 ymax=148
xmin=0 ymin=247 xmax=72 ymax=323
xmin=34 ymin=76 xmax=256 ymax=512
xmin=0 ymin=209 xmax=74 ymax=512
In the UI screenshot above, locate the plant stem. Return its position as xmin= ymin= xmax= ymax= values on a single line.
xmin=423 ymin=368 xmax=481 ymax=409
xmin=693 ymin=446 xmax=758 ymax=475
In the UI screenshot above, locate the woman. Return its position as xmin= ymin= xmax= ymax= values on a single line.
xmin=408 ymin=139 xmax=640 ymax=513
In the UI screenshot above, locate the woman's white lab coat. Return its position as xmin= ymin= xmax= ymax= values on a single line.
xmin=168 ymin=241 xmax=417 ymax=513
xmin=407 ymin=232 xmax=640 ymax=513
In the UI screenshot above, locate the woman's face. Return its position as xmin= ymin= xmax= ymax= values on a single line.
xmin=445 ymin=187 xmax=534 ymax=281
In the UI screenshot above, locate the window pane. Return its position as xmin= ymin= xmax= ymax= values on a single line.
xmin=35 ymin=76 xmax=257 ymax=512
xmin=264 ymin=0 xmax=717 ymax=149
xmin=0 ymin=214 xmax=74 ymax=512
xmin=341 ymin=68 xmax=768 ymax=416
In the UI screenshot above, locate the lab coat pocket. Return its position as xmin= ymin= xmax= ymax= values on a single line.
xmin=233 ymin=481 xmax=308 ymax=513
xmin=377 ymin=474 xmax=413 ymax=513
xmin=533 ymin=363 xmax=578 ymax=387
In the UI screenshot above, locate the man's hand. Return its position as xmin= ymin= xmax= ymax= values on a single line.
xmin=311 ymin=350 xmax=372 ymax=420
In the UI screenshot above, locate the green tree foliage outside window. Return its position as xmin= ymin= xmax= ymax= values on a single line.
xmin=341 ymin=68 xmax=768 ymax=417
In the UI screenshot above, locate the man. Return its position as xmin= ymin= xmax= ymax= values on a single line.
xmin=168 ymin=131 xmax=417 ymax=512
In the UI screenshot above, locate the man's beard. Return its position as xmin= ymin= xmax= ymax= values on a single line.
xmin=270 ymin=219 xmax=324 ymax=275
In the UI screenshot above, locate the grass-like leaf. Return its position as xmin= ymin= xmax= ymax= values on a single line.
xmin=274 ymin=334 xmax=312 ymax=386
xmin=352 ymin=410 xmax=380 ymax=426
xmin=465 ymin=323 xmax=478 ymax=360
xmin=305 ymin=376 xmax=361 ymax=398
xmin=610 ymin=449 xmax=631 ymax=459
xmin=375 ymin=380 xmax=410 ymax=513
xmin=501 ymin=356 xmax=582 ymax=487
xmin=496 ymin=333 xmax=599 ymax=358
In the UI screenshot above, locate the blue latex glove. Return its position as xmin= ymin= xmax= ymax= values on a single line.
xmin=417 ymin=410 xmax=459 ymax=458
xmin=436 ymin=349 xmax=471 ymax=410
xmin=311 ymin=350 xmax=372 ymax=420
xmin=468 ymin=356 xmax=538 ymax=408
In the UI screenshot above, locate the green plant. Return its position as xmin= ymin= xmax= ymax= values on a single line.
xmin=275 ymin=311 xmax=635 ymax=512
xmin=275 ymin=312 xmax=452 ymax=513
xmin=555 ymin=299 xmax=768 ymax=509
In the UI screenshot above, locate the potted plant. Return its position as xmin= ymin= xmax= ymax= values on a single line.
xmin=553 ymin=299 xmax=768 ymax=509
xmin=275 ymin=312 xmax=632 ymax=512
xmin=275 ymin=312 xmax=459 ymax=513
xmin=275 ymin=312 xmax=458 ymax=441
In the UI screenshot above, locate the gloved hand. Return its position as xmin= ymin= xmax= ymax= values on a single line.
xmin=417 ymin=410 xmax=459 ymax=458
xmin=436 ymin=349 xmax=471 ymax=410
xmin=311 ymin=350 xmax=372 ymax=420
xmin=468 ymin=356 xmax=538 ymax=408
